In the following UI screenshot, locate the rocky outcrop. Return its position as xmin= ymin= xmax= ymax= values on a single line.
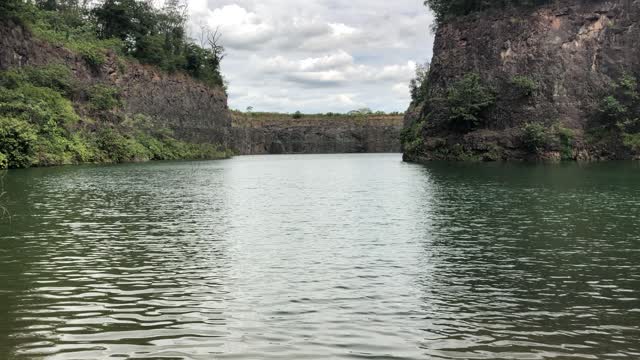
xmin=1 ymin=20 xmax=403 ymax=156
xmin=0 ymin=20 xmax=232 ymax=147
xmin=232 ymin=114 xmax=403 ymax=154
xmin=405 ymin=0 xmax=640 ymax=161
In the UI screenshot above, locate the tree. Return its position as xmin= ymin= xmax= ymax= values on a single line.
xmin=410 ymin=62 xmax=430 ymax=102
xmin=446 ymin=73 xmax=495 ymax=129
xmin=348 ymin=108 xmax=373 ymax=116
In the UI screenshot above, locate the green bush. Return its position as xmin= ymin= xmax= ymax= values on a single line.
xmin=87 ymin=84 xmax=121 ymax=111
xmin=401 ymin=120 xmax=425 ymax=155
xmin=511 ymin=75 xmax=538 ymax=97
xmin=446 ymin=73 xmax=495 ymax=129
xmin=0 ymin=65 xmax=75 ymax=96
xmin=76 ymin=42 xmax=107 ymax=69
xmin=0 ymin=153 xmax=7 ymax=169
xmin=556 ymin=126 xmax=575 ymax=160
xmin=599 ymin=95 xmax=627 ymax=123
xmin=0 ymin=117 xmax=38 ymax=168
xmin=623 ymin=133 xmax=640 ymax=152
xmin=96 ymin=128 xmax=150 ymax=163
xmin=0 ymin=85 xmax=79 ymax=127
xmin=521 ymin=123 xmax=550 ymax=154
xmin=292 ymin=111 xmax=303 ymax=119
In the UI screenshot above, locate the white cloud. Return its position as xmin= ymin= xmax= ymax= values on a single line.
xmin=186 ymin=0 xmax=436 ymax=113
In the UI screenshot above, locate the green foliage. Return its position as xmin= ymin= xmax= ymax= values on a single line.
xmin=556 ymin=126 xmax=575 ymax=160
xmin=348 ymin=108 xmax=374 ymax=116
xmin=0 ymin=117 xmax=38 ymax=168
xmin=96 ymin=127 xmax=149 ymax=163
xmin=0 ymin=84 xmax=79 ymax=127
xmin=623 ymin=133 xmax=640 ymax=152
xmin=521 ymin=123 xmax=550 ymax=154
xmin=20 ymin=0 xmax=225 ymax=89
xmin=87 ymin=84 xmax=121 ymax=111
xmin=446 ymin=73 xmax=495 ymax=129
xmin=91 ymin=0 xmax=225 ymax=88
xmin=520 ymin=123 xmax=576 ymax=158
xmin=599 ymin=95 xmax=627 ymax=124
xmin=0 ymin=0 xmax=26 ymax=19
xmin=292 ymin=111 xmax=303 ymax=119
xmin=424 ymin=0 xmax=553 ymax=23
xmin=619 ymin=73 xmax=639 ymax=100
xmin=76 ymin=42 xmax=107 ymax=69
xmin=0 ymin=64 xmax=75 ymax=96
xmin=410 ymin=62 xmax=430 ymax=103
xmin=0 ymin=153 xmax=7 ymax=169
xmin=0 ymin=65 xmax=230 ymax=169
xmin=593 ymin=74 xmax=640 ymax=153
xmin=401 ymin=120 xmax=425 ymax=155
xmin=511 ymin=75 xmax=538 ymax=97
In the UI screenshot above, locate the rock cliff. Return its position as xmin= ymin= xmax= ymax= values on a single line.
xmin=0 ymin=20 xmax=232 ymax=147
xmin=232 ymin=114 xmax=403 ymax=154
xmin=405 ymin=0 xmax=640 ymax=161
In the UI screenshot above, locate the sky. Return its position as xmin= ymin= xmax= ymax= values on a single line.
xmin=185 ymin=0 xmax=436 ymax=113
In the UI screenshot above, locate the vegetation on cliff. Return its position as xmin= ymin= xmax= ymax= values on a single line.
xmin=591 ymin=74 xmax=640 ymax=152
xmin=404 ymin=0 xmax=640 ymax=162
xmin=3 ymin=0 xmax=225 ymax=89
xmin=424 ymin=0 xmax=554 ymax=22
xmin=0 ymin=0 xmax=232 ymax=169
xmin=0 ymin=65 xmax=231 ymax=169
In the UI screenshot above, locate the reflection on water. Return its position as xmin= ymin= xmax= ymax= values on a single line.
xmin=0 ymin=155 xmax=639 ymax=359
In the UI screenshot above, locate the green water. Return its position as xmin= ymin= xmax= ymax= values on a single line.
xmin=0 ymin=154 xmax=639 ymax=359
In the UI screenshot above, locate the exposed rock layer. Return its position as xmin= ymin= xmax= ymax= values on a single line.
xmin=405 ymin=0 xmax=640 ymax=161
xmin=232 ymin=115 xmax=403 ymax=154
xmin=1 ymin=21 xmax=403 ymax=156
xmin=0 ymin=20 xmax=232 ymax=147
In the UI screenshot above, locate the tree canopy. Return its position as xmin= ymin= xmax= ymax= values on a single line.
xmin=424 ymin=0 xmax=555 ymax=22
xmin=9 ymin=0 xmax=226 ymax=89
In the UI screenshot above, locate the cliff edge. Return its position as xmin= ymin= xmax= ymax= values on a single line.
xmin=404 ymin=0 xmax=640 ymax=162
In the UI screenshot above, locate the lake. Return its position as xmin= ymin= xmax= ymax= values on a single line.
xmin=1 ymin=154 xmax=639 ymax=359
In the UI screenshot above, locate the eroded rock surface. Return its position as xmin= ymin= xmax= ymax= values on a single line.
xmin=405 ymin=0 xmax=640 ymax=161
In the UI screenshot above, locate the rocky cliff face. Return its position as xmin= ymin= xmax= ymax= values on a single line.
xmin=232 ymin=114 xmax=403 ymax=154
xmin=0 ymin=20 xmax=232 ymax=147
xmin=405 ymin=0 xmax=640 ymax=161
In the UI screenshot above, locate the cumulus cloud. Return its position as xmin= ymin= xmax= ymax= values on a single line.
xmin=186 ymin=0 xmax=435 ymax=113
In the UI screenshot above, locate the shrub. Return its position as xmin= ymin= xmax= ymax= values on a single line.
xmin=0 ymin=85 xmax=79 ymax=127
xmin=76 ymin=42 xmax=107 ymax=69
xmin=0 ymin=153 xmax=7 ymax=169
xmin=292 ymin=111 xmax=303 ymax=119
xmin=623 ymin=133 xmax=640 ymax=152
xmin=0 ymin=117 xmax=38 ymax=168
xmin=96 ymin=128 xmax=149 ymax=163
xmin=521 ymin=123 xmax=551 ymax=154
xmin=401 ymin=120 xmax=425 ymax=155
xmin=409 ymin=62 xmax=430 ymax=103
xmin=556 ymin=126 xmax=575 ymax=160
xmin=87 ymin=84 xmax=122 ymax=111
xmin=599 ymin=95 xmax=627 ymax=123
xmin=446 ymin=73 xmax=495 ymax=129
xmin=0 ymin=65 xmax=75 ymax=96
xmin=511 ymin=75 xmax=538 ymax=97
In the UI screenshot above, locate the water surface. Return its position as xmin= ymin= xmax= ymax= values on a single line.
xmin=1 ymin=154 xmax=639 ymax=359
